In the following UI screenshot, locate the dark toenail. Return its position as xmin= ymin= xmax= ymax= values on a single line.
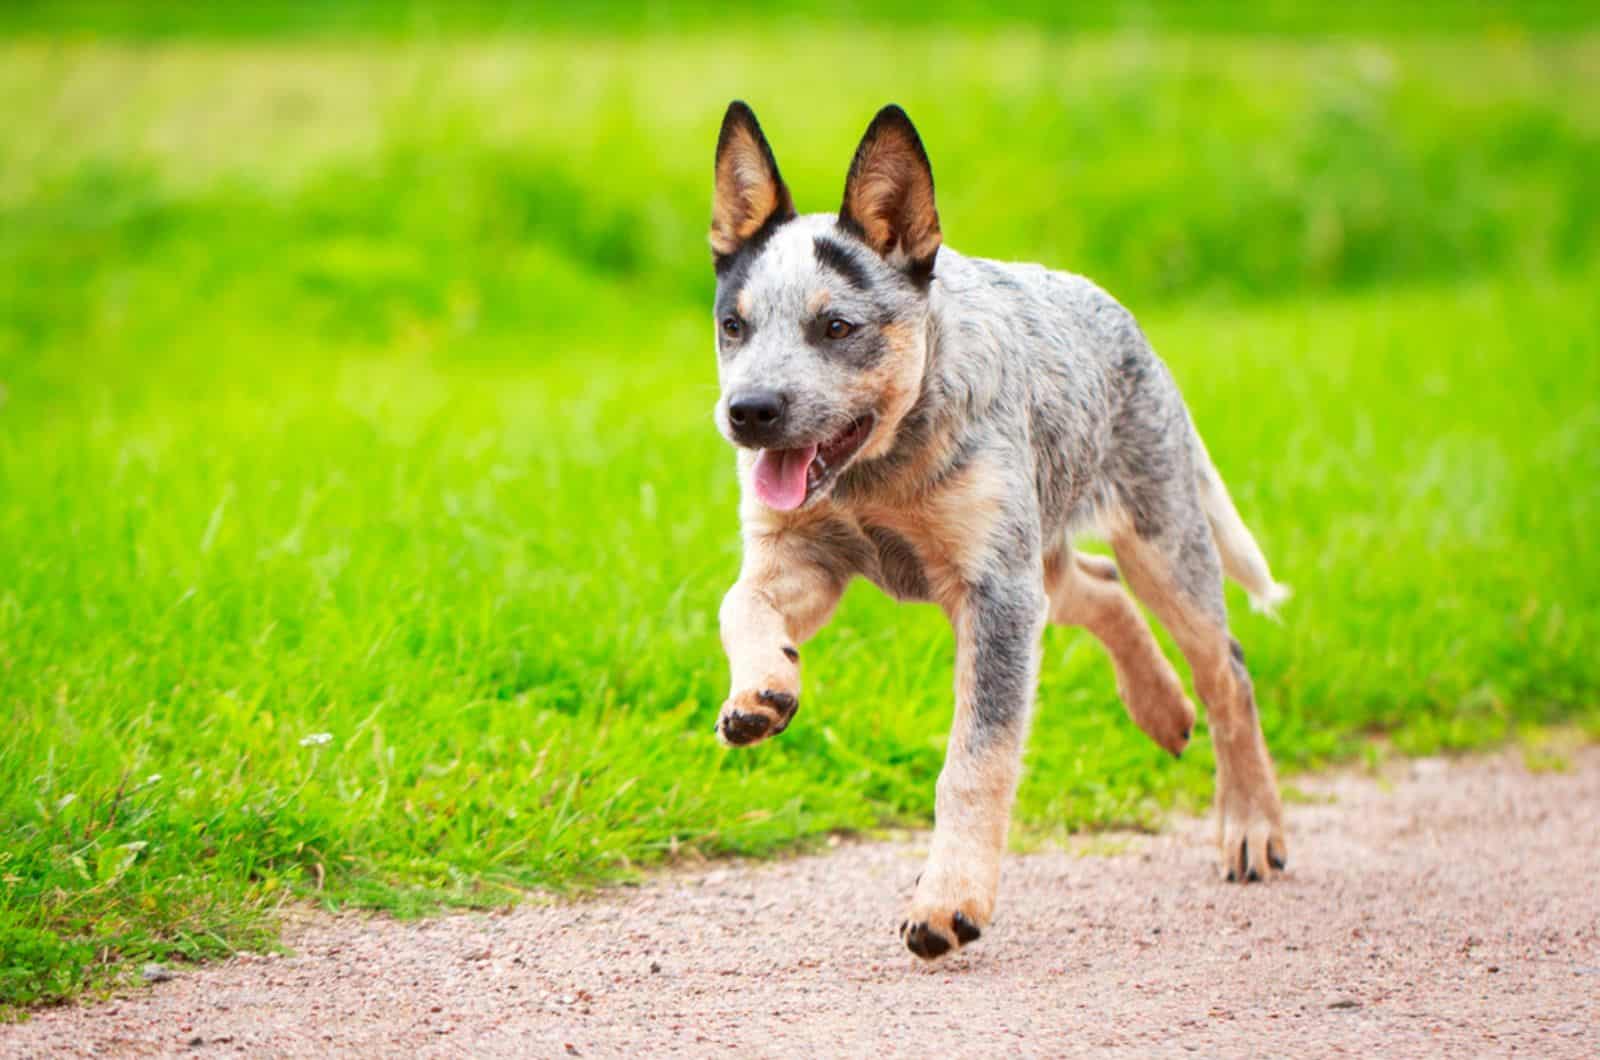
xmin=952 ymin=912 xmax=981 ymax=944
xmin=757 ymin=690 xmax=797 ymax=716
xmin=1226 ymin=868 xmax=1238 ymax=882
xmin=782 ymin=645 xmax=799 ymax=662
xmin=1246 ymin=867 xmax=1262 ymax=883
xmin=1269 ymin=849 xmax=1287 ymax=871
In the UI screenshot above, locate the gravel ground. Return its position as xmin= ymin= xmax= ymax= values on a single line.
xmin=5 ymin=748 xmax=1598 ymax=1058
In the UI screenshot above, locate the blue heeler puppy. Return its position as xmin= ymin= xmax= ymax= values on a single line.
xmin=708 ymin=102 xmax=1291 ymax=960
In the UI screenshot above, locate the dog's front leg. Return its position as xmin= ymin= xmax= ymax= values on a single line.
xmin=902 ymin=574 xmax=1047 ymax=959
xmin=717 ymin=526 xmax=849 ymax=747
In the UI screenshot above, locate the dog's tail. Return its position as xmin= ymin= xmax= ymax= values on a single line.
xmin=1191 ymin=427 xmax=1290 ymax=617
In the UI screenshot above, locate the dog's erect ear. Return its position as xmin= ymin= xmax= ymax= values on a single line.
xmin=838 ymin=104 xmax=941 ymax=284
xmin=710 ymin=101 xmax=796 ymax=267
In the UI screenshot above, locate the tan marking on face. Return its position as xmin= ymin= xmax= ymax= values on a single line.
xmin=736 ymin=289 xmax=753 ymax=320
xmin=848 ymin=317 xmax=928 ymax=464
xmin=806 ymin=289 xmax=831 ymax=315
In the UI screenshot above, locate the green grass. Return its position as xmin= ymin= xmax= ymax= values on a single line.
xmin=3 ymin=11 xmax=1600 ymax=1011
xmin=3 ymin=1 xmax=1598 ymax=38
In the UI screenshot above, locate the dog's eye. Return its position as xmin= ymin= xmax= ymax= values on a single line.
xmin=721 ymin=316 xmax=742 ymax=339
xmin=826 ymin=319 xmax=854 ymax=340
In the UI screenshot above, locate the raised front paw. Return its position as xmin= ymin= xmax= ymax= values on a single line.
xmin=1217 ymin=773 xmax=1288 ymax=882
xmin=719 ymin=639 xmax=801 ymax=747
xmin=716 ymin=686 xmax=799 ymax=747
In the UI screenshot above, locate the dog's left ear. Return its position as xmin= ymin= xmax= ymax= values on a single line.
xmin=710 ymin=101 xmax=796 ymax=267
xmin=839 ymin=105 xmax=941 ymax=284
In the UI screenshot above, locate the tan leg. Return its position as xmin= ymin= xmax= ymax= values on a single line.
xmin=1044 ymin=550 xmax=1196 ymax=757
xmin=901 ymin=576 xmax=1046 ymax=959
xmin=1111 ymin=530 xmax=1288 ymax=881
xmin=717 ymin=525 xmax=848 ymax=746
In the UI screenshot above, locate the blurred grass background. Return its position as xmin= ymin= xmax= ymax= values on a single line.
xmin=2 ymin=1 xmax=1599 ymax=1010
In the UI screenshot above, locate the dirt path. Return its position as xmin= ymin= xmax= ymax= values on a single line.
xmin=6 ymin=749 xmax=1598 ymax=1058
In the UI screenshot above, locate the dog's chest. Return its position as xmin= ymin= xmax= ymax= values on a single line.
xmin=858 ymin=522 xmax=935 ymax=603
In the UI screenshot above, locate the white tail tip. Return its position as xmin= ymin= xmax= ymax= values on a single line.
xmin=1248 ymin=581 xmax=1292 ymax=620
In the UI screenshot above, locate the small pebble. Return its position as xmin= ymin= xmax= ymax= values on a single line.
xmin=142 ymin=964 xmax=175 ymax=983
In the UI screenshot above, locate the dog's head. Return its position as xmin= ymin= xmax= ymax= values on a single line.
xmin=708 ymin=102 xmax=942 ymax=512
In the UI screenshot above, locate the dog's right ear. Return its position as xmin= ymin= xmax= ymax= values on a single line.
xmin=710 ymin=101 xmax=796 ymax=269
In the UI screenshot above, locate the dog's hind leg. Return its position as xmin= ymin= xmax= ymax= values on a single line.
xmin=1109 ymin=509 xmax=1287 ymax=882
xmin=1044 ymin=549 xmax=1195 ymax=757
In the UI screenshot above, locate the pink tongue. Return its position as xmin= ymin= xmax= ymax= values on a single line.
xmin=753 ymin=444 xmax=818 ymax=511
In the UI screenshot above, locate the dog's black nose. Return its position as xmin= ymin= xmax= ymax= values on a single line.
xmin=727 ymin=390 xmax=787 ymax=442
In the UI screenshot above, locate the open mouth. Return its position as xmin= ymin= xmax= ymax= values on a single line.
xmin=752 ymin=414 xmax=875 ymax=511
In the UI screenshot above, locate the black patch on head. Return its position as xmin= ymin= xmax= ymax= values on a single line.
xmin=903 ymin=252 xmax=937 ymax=289
xmin=713 ymin=205 xmax=790 ymax=280
xmin=713 ymin=211 xmax=793 ymax=344
xmin=813 ymin=237 xmax=874 ymax=291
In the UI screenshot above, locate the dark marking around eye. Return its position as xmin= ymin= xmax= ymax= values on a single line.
xmin=813 ymin=237 xmax=874 ymax=291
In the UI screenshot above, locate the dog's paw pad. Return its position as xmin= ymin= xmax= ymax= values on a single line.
xmin=717 ymin=687 xmax=800 ymax=746
xmin=1222 ymin=833 xmax=1287 ymax=883
xmin=899 ymin=907 xmax=985 ymax=960
xmin=900 ymin=920 xmax=953 ymax=960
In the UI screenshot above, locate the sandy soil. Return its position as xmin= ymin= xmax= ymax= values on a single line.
xmin=5 ymin=748 xmax=1598 ymax=1058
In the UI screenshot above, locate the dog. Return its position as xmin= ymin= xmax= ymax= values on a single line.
xmin=708 ymin=101 xmax=1291 ymax=960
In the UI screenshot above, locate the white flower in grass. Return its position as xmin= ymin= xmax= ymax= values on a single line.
xmin=299 ymin=732 xmax=333 ymax=747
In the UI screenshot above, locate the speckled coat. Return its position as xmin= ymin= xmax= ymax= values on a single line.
xmin=706 ymin=102 xmax=1291 ymax=961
